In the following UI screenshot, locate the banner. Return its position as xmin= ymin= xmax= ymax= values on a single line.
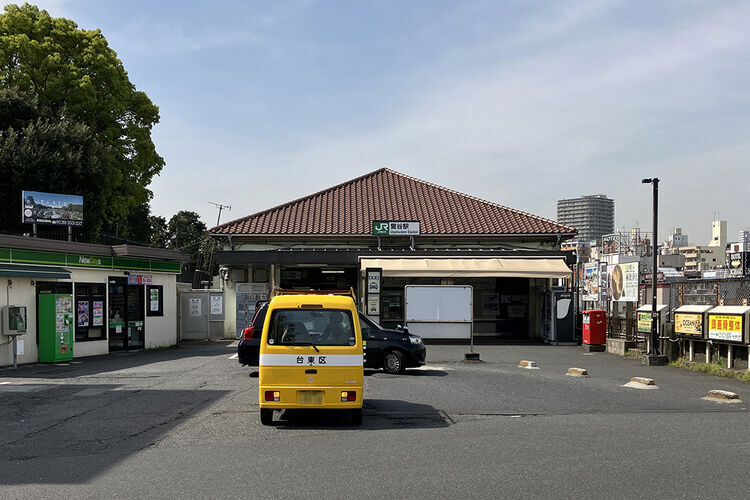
xmin=22 ymin=190 xmax=83 ymax=226
xmin=602 ymin=234 xmax=620 ymax=255
xmin=610 ymin=262 xmax=638 ymax=302
xmin=581 ymin=262 xmax=600 ymax=301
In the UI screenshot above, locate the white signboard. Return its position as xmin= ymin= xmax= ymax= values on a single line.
xmin=405 ymin=285 xmax=472 ymax=339
xmin=367 ymin=270 xmax=381 ymax=293
xmin=373 ymin=221 xmax=420 ymax=236
xmin=210 ymin=295 xmax=223 ymax=315
xmin=189 ymin=298 xmax=202 ymax=317
xmin=367 ymin=295 xmax=380 ymax=315
xmin=610 ymin=262 xmax=638 ymax=302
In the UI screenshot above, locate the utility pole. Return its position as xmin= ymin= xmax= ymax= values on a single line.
xmin=209 ymin=202 xmax=231 ymax=226
xmin=641 ymin=178 xmax=667 ymax=366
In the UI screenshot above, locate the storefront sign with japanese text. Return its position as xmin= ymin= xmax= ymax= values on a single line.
xmin=610 ymin=262 xmax=638 ymax=302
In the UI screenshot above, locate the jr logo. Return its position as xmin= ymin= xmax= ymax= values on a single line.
xmin=372 ymin=222 xmax=390 ymax=235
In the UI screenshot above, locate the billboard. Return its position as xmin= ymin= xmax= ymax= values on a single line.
xmin=581 ymin=262 xmax=600 ymax=301
xmin=610 ymin=262 xmax=638 ymax=302
xmin=22 ymin=191 xmax=83 ymax=226
xmin=675 ymin=313 xmax=703 ymax=337
xmin=602 ymin=234 xmax=620 ymax=255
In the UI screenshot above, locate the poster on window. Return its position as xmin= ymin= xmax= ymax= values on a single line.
xmin=77 ymin=301 xmax=89 ymax=327
xmin=92 ymin=301 xmax=103 ymax=326
xmin=482 ymin=293 xmax=500 ymax=316
xmin=150 ymin=288 xmax=160 ymax=312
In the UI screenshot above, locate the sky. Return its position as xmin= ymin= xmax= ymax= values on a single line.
xmin=5 ymin=0 xmax=750 ymax=244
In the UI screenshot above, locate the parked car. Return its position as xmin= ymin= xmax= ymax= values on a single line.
xmin=239 ymin=303 xmax=426 ymax=374
xmin=359 ymin=314 xmax=426 ymax=374
xmin=237 ymin=301 xmax=268 ymax=366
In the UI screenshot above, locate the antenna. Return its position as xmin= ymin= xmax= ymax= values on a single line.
xmin=209 ymin=202 xmax=231 ymax=226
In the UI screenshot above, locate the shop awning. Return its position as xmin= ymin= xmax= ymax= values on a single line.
xmin=0 ymin=264 xmax=71 ymax=279
xmin=359 ymin=258 xmax=571 ymax=278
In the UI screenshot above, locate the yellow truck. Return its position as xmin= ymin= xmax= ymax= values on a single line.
xmin=258 ymin=289 xmax=364 ymax=425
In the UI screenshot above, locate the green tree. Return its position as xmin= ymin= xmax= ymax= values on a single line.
xmin=0 ymin=86 xmax=112 ymax=236
xmin=0 ymin=3 xmax=164 ymax=238
xmin=167 ymin=211 xmax=207 ymax=251
xmin=149 ymin=214 xmax=169 ymax=248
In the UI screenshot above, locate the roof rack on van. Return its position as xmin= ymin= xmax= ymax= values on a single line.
xmin=270 ymin=287 xmax=357 ymax=301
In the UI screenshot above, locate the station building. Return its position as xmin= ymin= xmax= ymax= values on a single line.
xmin=210 ymin=168 xmax=576 ymax=341
xmin=0 ymin=234 xmax=186 ymax=367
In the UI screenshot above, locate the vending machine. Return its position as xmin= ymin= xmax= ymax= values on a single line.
xmin=38 ymin=292 xmax=74 ymax=362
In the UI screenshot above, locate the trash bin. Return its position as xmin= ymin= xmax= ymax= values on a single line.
xmin=582 ymin=310 xmax=606 ymax=345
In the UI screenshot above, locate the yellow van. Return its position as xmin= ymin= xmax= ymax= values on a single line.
xmin=258 ymin=289 xmax=364 ymax=425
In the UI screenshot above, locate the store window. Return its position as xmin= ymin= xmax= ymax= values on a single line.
xmin=74 ymin=283 xmax=106 ymax=341
xmin=146 ymin=285 xmax=164 ymax=316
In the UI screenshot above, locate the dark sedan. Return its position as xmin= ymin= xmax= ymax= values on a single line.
xmin=238 ymin=305 xmax=426 ymax=374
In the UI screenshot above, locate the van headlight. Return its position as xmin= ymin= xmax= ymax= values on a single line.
xmin=409 ymin=335 xmax=422 ymax=345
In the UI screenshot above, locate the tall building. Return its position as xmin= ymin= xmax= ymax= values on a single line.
xmin=556 ymin=194 xmax=614 ymax=246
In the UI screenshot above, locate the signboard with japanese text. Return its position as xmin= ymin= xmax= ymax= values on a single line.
xmin=22 ymin=190 xmax=83 ymax=226
xmin=637 ymin=312 xmax=657 ymax=333
xmin=127 ymin=274 xmax=152 ymax=285
xmin=610 ymin=262 xmax=638 ymax=302
xmin=602 ymin=234 xmax=620 ymax=255
xmin=707 ymin=314 xmax=744 ymax=343
xmin=372 ymin=221 xmax=420 ymax=236
xmin=675 ymin=313 xmax=703 ymax=337
xmin=581 ymin=262 xmax=599 ymax=301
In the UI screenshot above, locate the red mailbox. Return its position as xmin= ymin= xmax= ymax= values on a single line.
xmin=582 ymin=310 xmax=606 ymax=345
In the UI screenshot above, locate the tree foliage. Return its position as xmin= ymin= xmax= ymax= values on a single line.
xmin=0 ymin=3 xmax=163 ymax=238
xmin=0 ymin=86 xmax=112 ymax=235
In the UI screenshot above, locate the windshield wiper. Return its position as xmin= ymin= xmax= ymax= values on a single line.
xmin=285 ymin=341 xmax=320 ymax=352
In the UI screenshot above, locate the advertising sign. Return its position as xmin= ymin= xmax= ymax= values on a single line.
xmin=22 ymin=190 xmax=83 ymax=226
xmin=372 ymin=221 xmax=420 ymax=236
xmin=127 ymin=274 xmax=152 ymax=285
xmin=637 ymin=312 xmax=657 ymax=334
xmin=92 ymin=301 xmax=104 ymax=326
xmin=77 ymin=301 xmax=89 ymax=327
xmin=599 ymin=263 xmax=608 ymax=299
xmin=602 ymin=234 xmax=620 ymax=255
xmin=581 ymin=262 xmax=600 ymax=301
xmin=708 ymin=314 xmax=744 ymax=342
xmin=610 ymin=262 xmax=638 ymax=302
xmin=675 ymin=313 xmax=703 ymax=337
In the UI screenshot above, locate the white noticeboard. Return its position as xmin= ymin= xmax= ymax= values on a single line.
xmin=210 ymin=295 xmax=223 ymax=315
xmin=190 ymin=298 xmax=202 ymax=317
xmin=405 ymin=285 xmax=473 ymax=340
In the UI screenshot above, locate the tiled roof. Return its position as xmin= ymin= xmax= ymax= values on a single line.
xmin=210 ymin=168 xmax=576 ymax=236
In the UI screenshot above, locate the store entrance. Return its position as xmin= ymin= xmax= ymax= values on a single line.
xmin=108 ymin=277 xmax=145 ymax=351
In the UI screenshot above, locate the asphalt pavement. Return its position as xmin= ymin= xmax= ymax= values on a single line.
xmin=1 ymin=341 xmax=748 ymax=499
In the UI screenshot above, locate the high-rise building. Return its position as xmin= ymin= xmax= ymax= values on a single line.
xmin=556 ymin=194 xmax=614 ymax=246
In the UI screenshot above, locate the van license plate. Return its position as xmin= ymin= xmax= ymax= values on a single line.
xmin=297 ymin=391 xmax=324 ymax=404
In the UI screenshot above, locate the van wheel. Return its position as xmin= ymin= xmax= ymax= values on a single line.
xmin=351 ymin=409 xmax=363 ymax=425
xmin=383 ymin=351 xmax=404 ymax=374
xmin=260 ymin=409 xmax=273 ymax=425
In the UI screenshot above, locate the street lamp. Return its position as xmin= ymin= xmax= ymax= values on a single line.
xmin=641 ymin=178 xmax=667 ymax=365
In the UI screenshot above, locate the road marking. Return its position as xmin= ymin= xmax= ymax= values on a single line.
xmin=228 ymin=354 xmax=238 ymax=360
xmin=412 ymin=365 xmax=452 ymax=371
xmin=0 ymin=384 xmax=53 ymax=393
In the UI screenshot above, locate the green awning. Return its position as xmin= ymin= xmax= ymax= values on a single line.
xmin=0 ymin=264 xmax=71 ymax=279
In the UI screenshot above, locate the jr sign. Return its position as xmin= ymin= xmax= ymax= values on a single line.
xmin=372 ymin=221 xmax=420 ymax=236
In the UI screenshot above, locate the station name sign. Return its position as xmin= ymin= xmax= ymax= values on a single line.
xmin=372 ymin=221 xmax=420 ymax=236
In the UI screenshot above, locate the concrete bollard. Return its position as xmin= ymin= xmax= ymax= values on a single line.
xmin=566 ymin=367 xmax=590 ymax=377
xmin=518 ymin=360 xmax=539 ymax=369
xmin=703 ymin=390 xmax=742 ymax=403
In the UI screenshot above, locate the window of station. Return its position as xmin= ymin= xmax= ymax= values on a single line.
xmin=74 ymin=283 xmax=107 ymax=341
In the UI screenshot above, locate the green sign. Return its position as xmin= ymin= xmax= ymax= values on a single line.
xmin=66 ymin=254 xmax=113 ymax=268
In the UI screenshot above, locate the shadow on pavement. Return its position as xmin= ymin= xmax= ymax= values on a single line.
xmin=272 ymin=399 xmax=451 ymax=430
xmin=0 ymin=340 xmax=234 ymax=380
xmin=0 ymin=384 xmax=230 ymax=485
xmin=365 ymin=368 xmax=448 ymax=377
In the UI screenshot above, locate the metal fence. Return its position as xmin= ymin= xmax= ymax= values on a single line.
xmin=609 ymin=278 xmax=750 ymax=340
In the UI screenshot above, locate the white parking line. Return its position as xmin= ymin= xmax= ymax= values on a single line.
xmin=228 ymin=354 xmax=238 ymax=360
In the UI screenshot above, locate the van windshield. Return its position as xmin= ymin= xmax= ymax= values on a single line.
xmin=267 ymin=309 xmax=356 ymax=346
